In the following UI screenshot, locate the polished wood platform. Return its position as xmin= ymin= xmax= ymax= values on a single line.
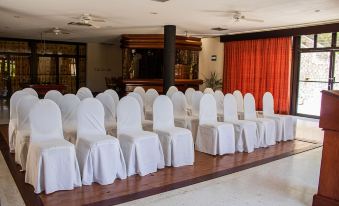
xmin=0 ymin=125 xmax=321 ymax=206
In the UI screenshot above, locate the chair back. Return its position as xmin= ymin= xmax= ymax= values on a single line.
xmin=191 ymin=91 xmax=203 ymax=116
xmin=128 ymin=92 xmax=145 ymax=120
xmin=263 ymin=92 xmax=275 ymax=116
xmin=104 ymin=89 xmax=119 ymax=114
xmin=145 ymin=89 xmax=159 ymax=112
xmin=77 ymin=98 xmax=106 ymax=138
xmin=166 ymin=86 xmax=178 ymax=98
xmin=22 ymin=88 xmax=38 ymax=97
xmin=29 ymin=99 xmax=64 ymax=142
xmin=223 ymin=94 xmax=239 ymax=122
xmin=133 ymin=86 xmax=146 ymax=103
xmin=59 ymin=94 xmax=80 ymax=130
xmin=199 ymin=94 xmax=217 ymax=125
xmin=244 ymin=93 xmax=257 ymax=120
xmin=171 ymin=91 xmax=188 ymax=118
xmin=204 ymin=87 xmax=214 ymax=94
xmin=117 ymin=96 xmax=142 ymax=135
xmin=96 ymin=93 xmax=116 ymax=126
xmin=17 ymin=95 xmax=39 ymax=131
xmin=76 ymin=87 xmax=93 ymax=100
xmin=44 ymin=90 xmax=63 ymax=106
xmin=233 ymin=90 xmax=244 ymax=112
xmin=185 ymin=88 xmax=195 ymax=106
xmin=10 ymin=90 xmax=28 ymax=120
xmin=214 ymin=90 xmax=224 ymax=114
xmin=153 ymin=95 xmax=175 ymax=130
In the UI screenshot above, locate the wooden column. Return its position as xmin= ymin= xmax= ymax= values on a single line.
xmin=163 ymin=25 xmax=176 ymax=93
xmin=313 ymin=90 xmax=339 ymax=206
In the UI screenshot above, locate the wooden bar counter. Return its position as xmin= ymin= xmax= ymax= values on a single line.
xmin=313 ymin=90 xmax=339 ymax=206
xmin=28 ymin=84 xmax=66 ymax=96
xmin=122 ymin=79 xmax=203 ymax=94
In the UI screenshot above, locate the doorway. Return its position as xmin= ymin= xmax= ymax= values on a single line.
xmin=296 ymin=32 xmax=339 ymax=117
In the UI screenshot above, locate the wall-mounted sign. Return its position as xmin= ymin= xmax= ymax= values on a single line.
xmin=211 ymin=55 xmax=217 ymax=61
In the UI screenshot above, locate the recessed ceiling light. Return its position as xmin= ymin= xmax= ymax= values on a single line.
xmin=151 ymin=0 xmax=169 ymax=2
xmin=150 ymin=12 xmax=158 ymax=15
xmin=211 ymin=27 xmax=228 ymax=31
xmin=315 ymin=9 xmax=320 ymax=12
xmin=14 ymin=15 xmax=21 ymax=18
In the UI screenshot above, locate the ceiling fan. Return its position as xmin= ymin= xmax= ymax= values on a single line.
xmin=44 ymin=27 xmax=70 ymax=35
xmin=67 ymin=13 xmax=105 ymax=28
xmin=204 ymin=10 xmax=264 ymax=23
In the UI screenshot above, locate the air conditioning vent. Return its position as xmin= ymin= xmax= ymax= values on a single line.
xmin=211 ymin=27 xmax=228 ymax=31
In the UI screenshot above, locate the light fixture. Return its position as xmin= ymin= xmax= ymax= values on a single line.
xmin=150 ymin=12 xmax=158 ymax=15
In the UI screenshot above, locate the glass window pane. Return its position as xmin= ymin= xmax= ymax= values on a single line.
xmin=317 ymin=33 xmax=332 ymax=48
xmin=301 ymin=35 xmax=315 ymax=48
xmin=297 ymin=82 xmax=328 ymax=116
xmin=335 ymin=52 xmax=339 ymax=87
xmin=299 ymin=52 xmax=330 ymax=82
xmin=337 ymin=32 xmax=339 ymax=47
xmin=37 ymin=57 xmax=57 ymax=84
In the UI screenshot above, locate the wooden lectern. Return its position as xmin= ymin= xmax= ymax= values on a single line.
xmin=313 ymin=90 xmax=339 ymax=206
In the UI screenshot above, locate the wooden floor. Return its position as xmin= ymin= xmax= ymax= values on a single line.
xmin=0 ymin=125 xmax=322 ymax=206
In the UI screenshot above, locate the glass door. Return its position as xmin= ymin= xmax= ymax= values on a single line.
xmin=334 ymin=52 xmax=339 ymax=90
xmin=297 ymin=52 xmax=330 ymax=116
xmin=0 ymin=55 xmax=10 ymax=97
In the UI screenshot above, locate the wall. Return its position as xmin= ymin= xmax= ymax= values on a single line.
xmin=198 ymin=37 xmax=224 ymax=90
xmin=86 ymin=42 xmax=122 ymax=92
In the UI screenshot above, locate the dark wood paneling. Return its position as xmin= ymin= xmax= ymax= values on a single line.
xmin=220 ymin=23 xmax=339 ymax=42
xmin=121 ymin=34 xmax=202 ymax=50
xmin=313 ymin=194 xmax=339 ymax=206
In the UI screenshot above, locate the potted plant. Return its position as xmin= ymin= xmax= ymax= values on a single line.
xmin=203 ymin=72 xmax=222 ymax=90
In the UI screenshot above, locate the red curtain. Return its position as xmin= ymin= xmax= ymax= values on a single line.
xmin=223 ymin=37 xmax=292 ymax=114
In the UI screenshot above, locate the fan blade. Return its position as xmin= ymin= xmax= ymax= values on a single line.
xmin=242 ymin=17 xmax=264 ymax=23
xmin=91 ymin=19 xmax=105 ymax=22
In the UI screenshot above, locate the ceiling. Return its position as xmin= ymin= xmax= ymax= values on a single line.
xmin=0 ymin=0 xmax=339 ymax=43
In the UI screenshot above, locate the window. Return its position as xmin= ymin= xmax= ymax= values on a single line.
xmin=301 ymin=35 xmax=314 ymax=48
xmin=317 ymin=33 xmax=332 ymax=48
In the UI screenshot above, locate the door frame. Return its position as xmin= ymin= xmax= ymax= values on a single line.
xmin=291 ymin=32 xmax=339 ymax=118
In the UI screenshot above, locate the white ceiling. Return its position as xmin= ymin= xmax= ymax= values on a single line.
xmin=0 ymin=0 xmax=339 ymax=43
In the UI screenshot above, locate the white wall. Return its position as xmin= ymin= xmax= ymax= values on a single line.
xmin=198 ymin=37 xmax=224 ymax=89
xmin=86 ymin=42 xmax=122 ymax=92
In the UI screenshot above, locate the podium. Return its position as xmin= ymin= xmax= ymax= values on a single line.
xmin=313 ymin=90 xmax=339 ymax=206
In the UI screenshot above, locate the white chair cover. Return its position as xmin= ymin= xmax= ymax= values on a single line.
xmin=44 ymin=90 xmax=63 ymax=106
xmin=96 ymin=93 xmax=117 ymax=137
xmin=25 ymin=99 xmax=81 ymax=194
xmin=214 ymin=90 xmax=224 ymax=122
xmin=153 ymin=95 xmax=194 ymax=167
xmin=204 ymin=87 xmax=214 ymax=94
xmin=104 ymin=89 xmax=119 ymax=116
xmin=133 ymin=86 xmax=146 ymax=105
xmin=166 ymin=86 xmax=178 ymax=98
xmin=117 ymin=96 xmax=164 ymax=176
xmin=233 ymin=90 xmax=244 ymax=113
xmin=171 ymin=91 xmax=199 ymax=141
xmin=196 ymin=94 xmax=235 ymax=155
xmin=59 ymin=94 xmax=80 ymax=144
xmin=244 ymin=93 xmax=276 ymax=147
xmin=9 ymin=90 xmax=28 ymax=152
xmin=15 ymin=95 xmax=39 ymax=170
xmin=145 ymin=89 xmax=159 ymax=120
xmin=128 ymin=92 xmax=153 ymax=131
xmin=224 ymin=94 xmax=257 ymax=152
xmin=263 ymin=92 xmax=294 ymax=141
xmin=22 ymin=88 xmax=38 ymax=97
xmin=191 ymin=91 xmax=203 ymax=117
xmin=185 ymin=88 xmax=195 ymax=107
xmin=76 ymin=87 xmax=93 ymax=100
xmin=76 ymin=98 xmax=126 ymax=185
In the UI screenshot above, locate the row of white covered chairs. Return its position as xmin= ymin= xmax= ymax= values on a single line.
xmin=9 ymin=87 xmax=194 ymax=194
